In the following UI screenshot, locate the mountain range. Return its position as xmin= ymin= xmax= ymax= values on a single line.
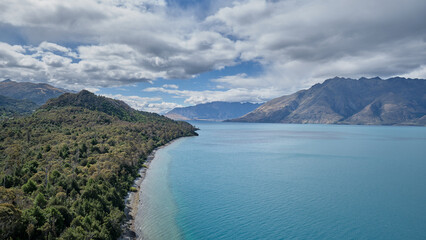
xmin=0 ymin=79 xmax=69 ymax=105
xmin=229 ymin=77 xmax=426 ymax=126
xmin=165 ymin=101 xmax=262 ymax=121
xmin=2 ymin=77 xmax=425 ymax=125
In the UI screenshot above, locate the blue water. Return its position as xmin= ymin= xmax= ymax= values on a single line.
xmin=136 ymin=122 xmax=426 ymax=240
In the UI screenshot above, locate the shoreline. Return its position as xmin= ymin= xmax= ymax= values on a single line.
xmin=119 ymin=138 xmax=181 ymax=240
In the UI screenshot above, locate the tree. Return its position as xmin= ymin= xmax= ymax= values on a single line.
xmin=34 ymin=193 xmax=47 ymax=209
xmin=40 ymin=207 xmax=64 ymax=238
xmin=0 ymin=203 xmax=21 ymax=238
xmin=22 ymin=179 xmax=37 ymax=194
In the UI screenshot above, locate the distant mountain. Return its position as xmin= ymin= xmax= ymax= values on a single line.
xmin=165 ymin=101 xmax=263 ymax=121
xmin=229 ymin=77 xmax=426 ymax=126
xmin=0 ymin=79 xmax=69 ymax=105
xmin=0 ymin=95 xmax=38 ymax=117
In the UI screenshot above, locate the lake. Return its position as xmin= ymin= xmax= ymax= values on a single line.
xmin=134 ymin=122 xmax=426 ymax=239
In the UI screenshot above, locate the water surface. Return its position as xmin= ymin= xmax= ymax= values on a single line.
xmin=137 ymin=122 xmax=426 ymax=239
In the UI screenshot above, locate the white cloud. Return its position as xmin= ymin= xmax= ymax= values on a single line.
xmin=143 ymin=86 xmax=282 ymax=105
xmin=0 ymin=42 xmax=45 ymax=80
xmin=38 ymin=42 xmax=71 ymax=53
xmin=402 ymin=65 xmax=426 ymax=79
xmin=0 ymin=0 xmax=239 ymax=88
xmin=0 ymin=0 xmax=238 ymax=86
xmin=83 ymin=87 xmax=100 ymax=93
xmin=98 ymin=0 xmax=166 ymax=10
xmin=162 ymin=84 xmax=179 ymax=89
xmin=207 ymin=0 xmax=426 ymax=89
xmin=0 ymin=0 xmax=425 ymax=103
xmin=100 ymin=93 xmax=182 ymax=113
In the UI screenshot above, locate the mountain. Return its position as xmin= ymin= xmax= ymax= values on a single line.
xmin=42 ymin=90 xmax=178 ymax=123
xmin=0 ymin=95 xmax=38 ymax=117
xmin=43 ymin=90 xmax=137 ymax=121
xmin=0 ymin=79 xmax=69 ymax=105
xmin=0 ymin=90 xmax=197 ymax=239
xmin=229 ymin=77 xmax=426 ymax=125
xmin=165 ymin=101 xmax=263 ymax=121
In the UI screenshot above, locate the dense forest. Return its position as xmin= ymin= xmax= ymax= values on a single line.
xmin=0 ymin=91 xmax=197 ymax=239
xmin=0 ymin=95 xmax=38 ymax=119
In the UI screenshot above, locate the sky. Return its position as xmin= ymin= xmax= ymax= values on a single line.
xmin=0 ymin=0 xmax=425 ymax=113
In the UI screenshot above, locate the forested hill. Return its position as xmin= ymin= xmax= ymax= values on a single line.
xmin=42 ymin=90 xmax=167 ymax=122
xmin=0 ymin=90 xmax=197 ymax=239
xmin=0 ymin=95 xmax=39 ymax=118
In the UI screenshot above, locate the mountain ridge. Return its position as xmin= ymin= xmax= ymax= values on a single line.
xmin=0 ymin=79 xmax=69 ymax=105
xmin=166 ymin=101 xmax=262 ymax=121
xmin=229 ymin=77 xmax=426 ymax=125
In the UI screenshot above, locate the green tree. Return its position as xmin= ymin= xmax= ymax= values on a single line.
xmin=22 ymin=179 xmax=37 ymax=194
xmin=40 ymin=207 xmax=64 ymax=238
xmin=0 ymin=203 xmax=21 ymax=238
xmin=34 ymin=193 xmax=47 ymax=209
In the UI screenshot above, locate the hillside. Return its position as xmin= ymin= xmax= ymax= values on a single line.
xmin=0 ymin=95 xmax=38 ymax=118
xmin=0 ymin=79 xmax=69 ymax=105
xmin=229 ymin=77 xmax=426 ymax=125
xmin=0 ymin=91 xmax=197 ymax=239
xmin=165 ymin=101 xmax=262 ymax=121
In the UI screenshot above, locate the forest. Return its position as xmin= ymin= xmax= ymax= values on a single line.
xmin=0 ymin=91 xmax=197 ymax=239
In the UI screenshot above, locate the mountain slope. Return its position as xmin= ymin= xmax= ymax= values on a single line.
xmin=0 ymin=79 xmax=69 ymax=105
xmin=0 ymin=95 xmax=38 ymax=117
xmin=229 ymin=77 xmax=426 ymax=125
xmin=165 ymin=101 xmax=262 ymax=121
xmin=0 ymin=91 xmax=197 ymax=239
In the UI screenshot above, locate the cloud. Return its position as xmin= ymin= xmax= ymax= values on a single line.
xmin=0 ymin=41 xmax=154 ymax=89
xmin=162 ymin=84 xmax=179 ymax=89
xmin=0 ymin=0 xmax=425 ymax=102
xmin=143 ymin=86 xmax=283 ymax=105
xmin=83 ymin=87 xmax=100 ymax=93
xmin=99 ymin=0 xmax=166 ymax=10
xmin=38 ymin=42 xmax=70 ymax=53
xmin=0 ymin=0 xmax=239 ymax=89
xmin=0 ymin=42 xmax=45 ymax=80
xmin=100 ymin=93 xmax=182 ymax=113
xmin=207 ymin=0 xmax=426 ymax=88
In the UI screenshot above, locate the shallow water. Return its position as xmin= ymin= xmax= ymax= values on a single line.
xmin=136 ymin=122 xmax=426 ymax=240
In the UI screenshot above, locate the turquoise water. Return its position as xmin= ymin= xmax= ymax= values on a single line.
xmin=136 ymin=122 xmax=426 ymax=240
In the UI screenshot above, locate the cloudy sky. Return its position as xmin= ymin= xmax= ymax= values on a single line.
xmin=1 ymin=0 xmax=425 ymax=113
